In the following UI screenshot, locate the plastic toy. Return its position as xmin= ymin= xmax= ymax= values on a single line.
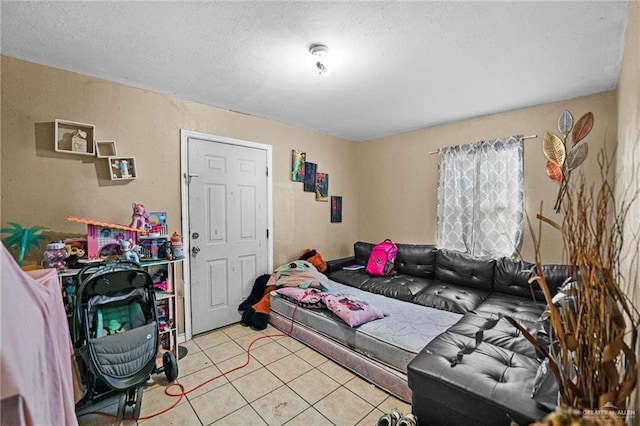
xmin=148 ymin=212 xmax=168 ymax=236
xmin=170 ymin=232 xmax=184 ymax=258
xmin=112 ymin=159 xmax=131 ymax=178
xmin=64 ymin=240 xmax=86 ymax=268
xmin=129 ymin=203 xmax=149 ymax=230
xmin=64 ymin=240 xmax=86 ymax=258
xmin=0 ymin=222 xmax=48 ymax=266
xmin=67 ymin=216 xmax=144 ymax=259
xmin=139 ymin=237 xmax=167 ymax=259
xmin=152 ymin=269 xmax=168 ymax=292
xmin=158 ymin=240 xmax=173 ymax=260
xmin=120 ymin=239 xmax=141 ymax=263
xmin=43 ymin=241 xmax=68 ymax=270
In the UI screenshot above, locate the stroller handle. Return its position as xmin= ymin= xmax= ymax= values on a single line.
xmin=76 ymin=259 xmax=142 ymax=284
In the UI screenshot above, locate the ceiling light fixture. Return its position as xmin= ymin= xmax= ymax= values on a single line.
xmin=310 ymin=44 xmax=330 ymax=76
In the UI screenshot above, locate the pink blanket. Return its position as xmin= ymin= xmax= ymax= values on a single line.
xmin=1 ymin=245 xmax=78 ymax=426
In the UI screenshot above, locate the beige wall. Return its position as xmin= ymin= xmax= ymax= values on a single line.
xmin=357 ymin=92 xmax=618 ymax=263
xmin=0 ymin=56 xmax=359 ymax=267
xmin=616 ymin=0 xmax=640 ymax=414
xmin=0 ymin=57 xmax=622 ymax=270
xmin=0 ymin=56 xmax=360 ymax=333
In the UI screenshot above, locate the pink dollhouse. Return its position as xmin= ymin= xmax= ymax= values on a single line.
xmin=67 ymin=216 xmax=146 ymax=259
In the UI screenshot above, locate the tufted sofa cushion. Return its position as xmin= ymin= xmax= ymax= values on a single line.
xmin=445 ymin=311 xmax=539 ymax=360
xmin=354 ymin=241 xmax=375 ymax=265
xmin=394 ymin=243 xmax=437 ymax=278
xmin=474 ymin=293 xmax=546 ymax=323
xmin=407 ymin=330 xmax=548 ymax=426
xmin=434 ymin=249 xmax=496 ymax=292
xmin=411 ymin=282 xmax=488 ymax=314
xmin=493 ymin=257 xmax=569 ymax=303
xmin=493 ymin=257 xmax=538 ymax=299
xmin=360 ymin=275 xmax=432 ymax=302
xmin=541 ymin=264 xmax=570 ymax=296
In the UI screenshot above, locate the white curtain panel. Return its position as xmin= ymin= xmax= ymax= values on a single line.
xmin=437 ymin=135 xmax=524 ymax=258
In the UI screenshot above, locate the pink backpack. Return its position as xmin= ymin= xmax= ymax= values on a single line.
xmin=366 ymin=240 xmax=398 ymax=276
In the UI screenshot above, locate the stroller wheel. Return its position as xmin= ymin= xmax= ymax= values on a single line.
xmin=132 ymin=385 xmax=144 ymax=420
xmin=163 ymin=350 xmax=179 ymax=382
xmin=116 ymin=392 xmax=127 ymax=423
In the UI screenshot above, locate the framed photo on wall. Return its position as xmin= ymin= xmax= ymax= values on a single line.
xmin=331 ymin=196 xmax=342 ymax=222
xmin=316 ymin=172 xmax=329 ymax=201
xmin=304 ymin=162 xmax=317 ymax=192
xmin=291 ymin=150 xmax=306 ymax=182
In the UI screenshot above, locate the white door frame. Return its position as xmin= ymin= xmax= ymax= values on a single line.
xmin=180 ymin=129 xmax=273 ymax=341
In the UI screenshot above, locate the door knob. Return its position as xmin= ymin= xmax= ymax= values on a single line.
xmin=191 ymin=246 xmax=200 ymax=257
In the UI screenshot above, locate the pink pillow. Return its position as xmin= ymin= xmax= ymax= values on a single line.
xmin=322 ymin=293 xmax=386 ymax=327
xmin=275 ymin=287 xmax=326 ymax=309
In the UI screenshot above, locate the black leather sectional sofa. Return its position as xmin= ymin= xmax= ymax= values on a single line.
xmin=324 ymin=242 xmax=567 ymax=426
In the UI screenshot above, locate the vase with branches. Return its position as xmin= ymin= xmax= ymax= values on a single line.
xmin=510 ymin=146 xmax=640 ymax=425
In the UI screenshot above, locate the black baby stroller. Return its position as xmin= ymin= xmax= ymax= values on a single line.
xmin=72 ymin=260 xmax=178 ymax=422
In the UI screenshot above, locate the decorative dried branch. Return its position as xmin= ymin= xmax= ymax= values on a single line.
xmin=526 ymin=144 xmax=639 ymax=423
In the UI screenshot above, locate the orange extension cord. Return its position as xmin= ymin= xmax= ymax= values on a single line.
xmin=78 ymin=303 xmax=300 ymax=422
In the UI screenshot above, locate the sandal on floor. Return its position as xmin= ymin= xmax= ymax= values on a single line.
xmin=397 ymin=413 xmax=418 ymax=426
xmin=376 ymin=409 xmax=403 ymax=426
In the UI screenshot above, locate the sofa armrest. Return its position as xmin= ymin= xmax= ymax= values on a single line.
xmin=325 ymin=256 xmax=356 ymax=274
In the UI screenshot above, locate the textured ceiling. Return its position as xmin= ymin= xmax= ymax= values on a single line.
xmin=0 ymin=1 xmax=630 ymax=141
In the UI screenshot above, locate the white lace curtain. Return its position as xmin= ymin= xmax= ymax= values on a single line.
xmin=436 ymin=135 xmax=524 ymax=258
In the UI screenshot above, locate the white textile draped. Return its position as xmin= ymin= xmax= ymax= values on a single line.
xmin=437 ymin=135 xmax=524 ymax=258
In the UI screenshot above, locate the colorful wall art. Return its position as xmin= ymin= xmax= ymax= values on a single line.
xmin=291 ymin=150 xmax=306 ymax=182
xmin=293 ymin=148 xmax=342 ymax=222
xmin=316 ymin=172 xmax=329 ymax=201
xmin=303 ymin=162 xmax=317 ymax=192
xmin=542 ymin=109 xmax=592 ymax=213
xmin=331 ymin=196 xmax=342 ymax=223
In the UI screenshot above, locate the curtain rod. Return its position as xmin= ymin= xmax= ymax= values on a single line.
xmin=428 ymin=134 xmax=538 ymax=155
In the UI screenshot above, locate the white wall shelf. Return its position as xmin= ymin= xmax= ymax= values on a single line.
xmin=95 ymin=140 xmax=117 ymax=158
xmin=55 ymin=119 xmax=96 ymax=156
xmin=108 ymin=156 xmax=137 ymax=180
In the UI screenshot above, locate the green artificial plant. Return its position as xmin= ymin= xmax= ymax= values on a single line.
xmin=1 ymin=222 xmax=48 ymax=266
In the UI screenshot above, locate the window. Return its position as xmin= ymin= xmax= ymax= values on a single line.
xmin=437 ymin=135 xmax=524 ymax=257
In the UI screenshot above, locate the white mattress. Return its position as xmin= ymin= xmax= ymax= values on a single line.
xmin=270 ymin=280 xmax=462 ymax=371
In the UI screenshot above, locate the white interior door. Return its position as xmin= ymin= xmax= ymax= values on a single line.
xmin=187 ymin=135 xmax=270 ymax=335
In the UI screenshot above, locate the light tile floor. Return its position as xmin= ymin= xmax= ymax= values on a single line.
xmin=76 ymin=323 xmax=411 ymax=425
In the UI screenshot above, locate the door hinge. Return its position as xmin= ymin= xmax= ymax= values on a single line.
xmin=266 ymin=167 xmax=269 ymax=177
xmin=266 ymin=229 xmax=269 ymax=239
